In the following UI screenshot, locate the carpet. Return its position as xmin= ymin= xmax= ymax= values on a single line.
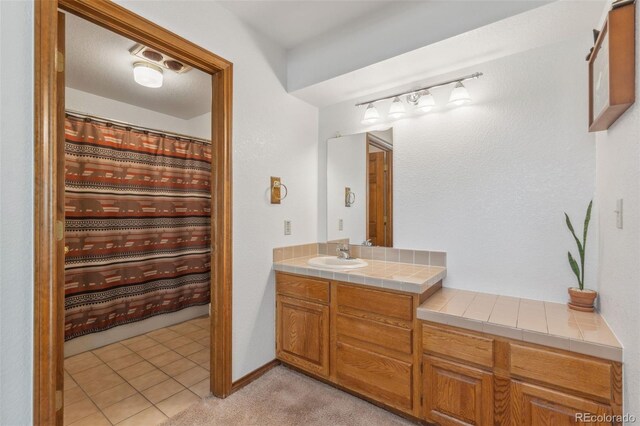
xmin=163 ymin=366 xmax=418 ymax=425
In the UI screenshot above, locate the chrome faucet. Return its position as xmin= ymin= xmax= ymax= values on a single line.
xmin=362 ymin=239 xmax=373 ymax=247
xmin=336 ymin=244 xmax=352 ymax=259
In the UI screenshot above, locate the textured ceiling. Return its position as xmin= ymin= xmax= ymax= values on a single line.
xmin=65 ymin=13 xmax=211 ymax=120
xmin=217 ymin=0 xmax=398 ymax=49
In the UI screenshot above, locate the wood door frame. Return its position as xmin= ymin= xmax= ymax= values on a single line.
xmin=365 ymin=135 xmax=393 ymax=247
xmin=34 ymin=1 xmax=233 ymax=423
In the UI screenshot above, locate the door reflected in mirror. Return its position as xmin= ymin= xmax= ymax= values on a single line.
xmin=326 ymin=129 xmax=393 ymax=247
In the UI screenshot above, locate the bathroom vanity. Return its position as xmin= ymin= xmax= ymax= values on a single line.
xmin=273 ymin=244 xmax=623 ymax=425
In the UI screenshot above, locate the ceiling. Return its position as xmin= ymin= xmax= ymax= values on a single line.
xmin=217 ymin=0 xmax=399 ymax=49
xmin=65 ymin=13 xmax=211 ymax=120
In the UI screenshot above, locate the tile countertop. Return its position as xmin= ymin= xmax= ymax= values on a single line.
xmin=273 ymin=255 xmax=447 ymax=294
xmin=418 ymin=288 xmax=622 ymax=362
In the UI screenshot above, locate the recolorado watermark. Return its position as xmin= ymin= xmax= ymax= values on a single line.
xmin=575 ymin=413 xmax=636 ymax=423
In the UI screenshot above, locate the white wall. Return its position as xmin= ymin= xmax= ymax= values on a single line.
xmin=0 ymin=2 xmax=34 ymax=425
xmin=594 ymin=2 xmax=640 ymax=418
xmin=66 ymin=87 xmax=211 ymax=140
xmin=319 ymin=36 xmax=597 ymax=303
xmin=327 ymin=134 xmax=367 ymax=243
xmin=114 ymin=0 xmax=319 ymax=382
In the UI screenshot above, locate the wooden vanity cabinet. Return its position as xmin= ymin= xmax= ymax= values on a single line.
xmin=275 ymin=272 xmax=435 ymax=419
xmin=420 ymin=321 xmax=623 ymax=426
xmin=276 ymin=274 xmax=330 ymax=378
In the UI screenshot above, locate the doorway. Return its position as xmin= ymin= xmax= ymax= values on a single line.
xmin=366 ymin=133 xmax=393 ymax=247
xmin=34 ymin=2 xmax=232 ymax=424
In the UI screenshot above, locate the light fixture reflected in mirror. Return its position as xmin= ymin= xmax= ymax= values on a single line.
xmin=133 ymin=62 xmax=163 ymax=88
xmin=417 ymin=90 xmax=436 ymax=112
xmin=388 ymin=97 xmax=406 ymax=119
xmin=362 ymin=103 xmax=381 ymax=124
xmin=448 ymin=81 xmax=472 ymax=106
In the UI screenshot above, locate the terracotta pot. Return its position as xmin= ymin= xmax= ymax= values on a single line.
xmin=568 ymin=287 xmax=598 ymax=312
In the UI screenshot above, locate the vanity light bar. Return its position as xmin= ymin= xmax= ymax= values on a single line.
xmin=354 ymin=72 xmax=483 ymax=107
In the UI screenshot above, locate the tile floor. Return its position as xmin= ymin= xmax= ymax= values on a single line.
xmin=64 ymin=316 xmax=211 ymax=425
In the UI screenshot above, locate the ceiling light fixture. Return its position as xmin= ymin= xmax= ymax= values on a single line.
xmin=448 ymin=81 xmax=472 ymax=106
xmin=361 ymin=103 xmax=381 ymax=124
xmin=133 ymin=62 xmax=163 ymax=88
xmin=356 ymin=72 xmax=482 ymax=121
xmin=388 ymin=97 xmax=406 ymax=119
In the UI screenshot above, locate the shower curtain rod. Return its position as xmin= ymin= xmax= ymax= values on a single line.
xmin=65 ymin=109 xmax=212 ymax=145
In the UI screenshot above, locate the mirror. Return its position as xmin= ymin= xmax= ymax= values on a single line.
xmin=326 ymin=129 xmax=393 ymax=247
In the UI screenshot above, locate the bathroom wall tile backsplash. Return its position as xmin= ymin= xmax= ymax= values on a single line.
xmin=274 ymin=242 xmax=446 ymax=267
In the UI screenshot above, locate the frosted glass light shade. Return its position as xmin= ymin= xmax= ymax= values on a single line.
xmin=362 ymin=103 xmax=380 ymax=124
xmin=448 ymin=81 xmax=471 ymax=106
xmin=417 ymin=90 xmax=436 ymax=112
xmin=133 ymin=62 xmax=163 ymax=88
xmin=388 ymin=97 xmax=406 ymax=119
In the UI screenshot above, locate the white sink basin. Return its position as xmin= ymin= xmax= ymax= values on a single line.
xmin=307 ymin=256 xmax=368 ymax=270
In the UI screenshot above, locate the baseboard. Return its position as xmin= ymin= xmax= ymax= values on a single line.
xmin=231 ymin=359 xmax=280 ymax=394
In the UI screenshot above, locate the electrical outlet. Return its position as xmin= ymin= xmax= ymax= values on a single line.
xmin=615 ymin=199 xmax=623 ymax=229
xmin=338 ymin=219 xmax=343 ymax=231
xmin=284 ymin=220 xmax=292 ymax=235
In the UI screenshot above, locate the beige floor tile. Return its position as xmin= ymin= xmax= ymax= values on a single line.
xmin=174 ymin=366 xmax=209 ymax=387
xmin=116 ymin=406 xmax=168 ymax=426
xmin=188 ymin=318 xmax=209 ymax=329
xmin=72 ymin=364 xmax=125 ymax=396
xmin=186 ymin=329 xmax=209 ymax=342
xmin=65 ymin=352 xmax=104 ymax=374
xmin=95 ymin=344 xmax=134 ymax=362
xmin=102 ymin=393 xmax=151 ymax=424
xmin=64 ymin=386 xmax=88 ymax=407
xmin=148 ymin=350 xmax=183 ymax=368
xmin=93 ymin=342 xmax=126 ymax=357
xmin=108 ymin=353 xmax=144 ymax=371
xmin=141 ymin=378 xmax=186 ymax=404
xmin=63 ymin=398 xmax=99 ymax=425
xmin=91 ymin=382 xmax=138 ymax=409
xmin=118 ymin=361 xmax=157 ymax=381
xmin=160 ymin=358 xmax=198 ymax=377
xmin=163 ymin=336 xmax=194 ymax=350
xmin=200 ymin=337 xmax=211 ymax=347
xmin=156 ymin=389 xmax=200 ymax=418
xmin=121 ymin=335 xmax=158 ymax=352
xmin=148 ymin=329 xmax=181 ymax=343
xmin=169 ymin=323 xmax=201 ymax=335
xmin=173 ymin=342 xmax=204 ymax=357
xmin=129 ymin=369 xmax=170 ymax=391
xmin=189 ymin=379 xmax=210 ymax=398
xmin=67 ymin=411 xmax=111 ymax=426
xmin=65 ymin=371 xmax=79 ymax=390
xmin=136 ymin=344 xmax=170 ymax=359
xmin=187 ymin=349 xmax=209 ymax=366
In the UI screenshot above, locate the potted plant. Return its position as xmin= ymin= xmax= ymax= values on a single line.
xmin=565 ymin=200 xmax=597 ymax=311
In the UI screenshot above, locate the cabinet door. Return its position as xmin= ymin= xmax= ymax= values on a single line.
xmin=511 ymin=381 xmax=613 ymax=426
xmin=276 ymin=295 xmax=330 ymax=377
xmin=423 ymin=355 xmax=493 ymax=426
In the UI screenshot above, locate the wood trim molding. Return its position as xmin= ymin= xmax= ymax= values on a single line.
xmin=231 ymin=360 xmax=281 ymax=394
xmin=34 ymin=1 xmax=234 ymax=423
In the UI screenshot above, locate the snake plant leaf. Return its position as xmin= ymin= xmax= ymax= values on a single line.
xmin=565 ymin=213 xmax=584 ymax=254
xmin=583 ymin=201 xmax=593 ymax=249
xmin=568 ymin=251 xmax=582 ymax=289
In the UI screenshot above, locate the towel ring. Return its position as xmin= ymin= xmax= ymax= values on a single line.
xmin=272 ymin=181 xmax=288 ymax=201
xmin=345 ymin=188 xmax=356 ymax=207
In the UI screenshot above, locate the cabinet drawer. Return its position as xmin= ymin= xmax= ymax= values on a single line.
xmin=422 ymin=324 xmax=494 ymax=368
xmin=510 ymin=343 xmax=612 ymax=401
xmin=276 ymin=272 xmax=330 ymax=304
xmin=336 ymin=283 xmax=413 ymax=325
xmin=336 ymin=342 xmax=413 ymax=412
xmin=336 ymin=314 xmax=413 ymax=356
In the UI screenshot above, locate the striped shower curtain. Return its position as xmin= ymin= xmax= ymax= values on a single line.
xmin=63 ymin=114 xmax=211 ymax=340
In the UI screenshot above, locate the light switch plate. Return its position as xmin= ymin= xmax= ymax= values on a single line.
xmin=616 ymin=199 xmax=623 ymax=229
xmin=284 ymin=220 xmax=292 ymax=235
xmin=338 ymin=219 xmax=343 ymax=231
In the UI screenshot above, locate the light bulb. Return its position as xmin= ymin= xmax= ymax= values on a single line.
xmin=133 ymin=62 xmax=163 ymax=88
xmin=448 ymin=81 xmax=471 ymax=106
xmin=361 ymin=103 xmax=380 ymax=124
xmin=388 ymin=97 xmax=406 ymax=119
xmin=417 ymin=90 xmax=436 ymax=113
